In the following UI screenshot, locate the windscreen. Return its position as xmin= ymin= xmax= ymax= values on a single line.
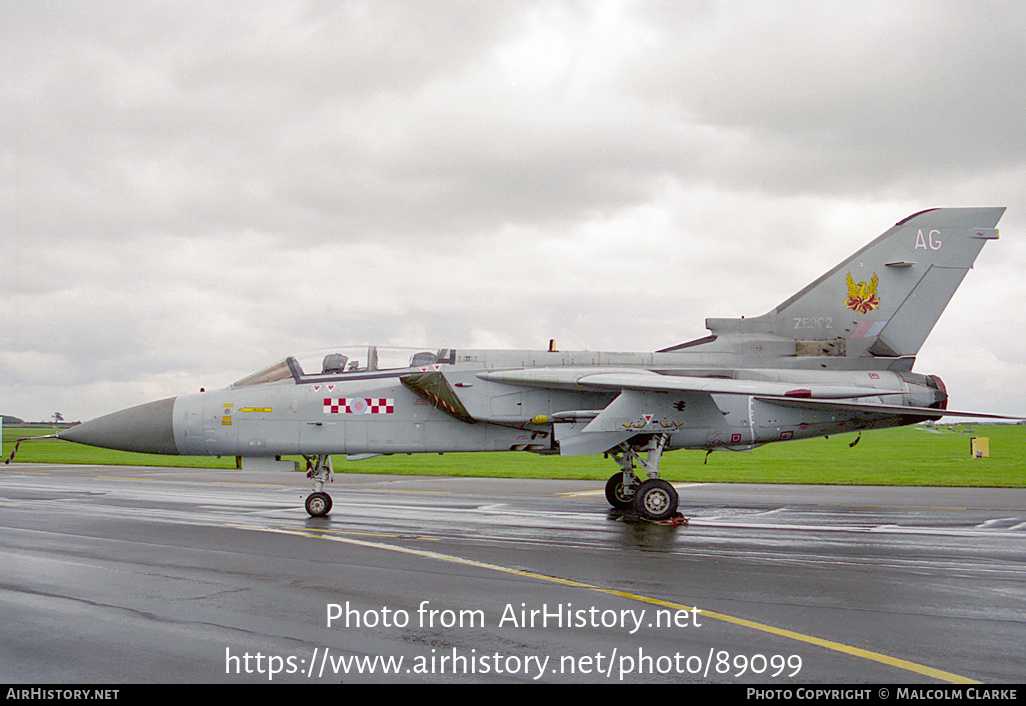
xmin=232 ymin=359 xmax=294 ymax=387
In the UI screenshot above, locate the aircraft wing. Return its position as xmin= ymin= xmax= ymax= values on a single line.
xmin=479 ymin=368 xmax=890 ymax=400
xmin=480 ymin=368 xmax=1020 ymax=424
xmin=755 ymin=396 xmax=1020 ymax=420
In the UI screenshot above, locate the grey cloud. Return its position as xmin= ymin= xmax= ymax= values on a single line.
xmin=2 ymin=2 xmax=1024 ymax=420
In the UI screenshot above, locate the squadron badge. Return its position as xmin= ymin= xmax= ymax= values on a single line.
xmin=845 ymin=272 xmax=880 ymax=314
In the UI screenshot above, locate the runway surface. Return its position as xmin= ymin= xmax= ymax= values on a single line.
xmin=0 ymin=463 xmax=1023 ymax=684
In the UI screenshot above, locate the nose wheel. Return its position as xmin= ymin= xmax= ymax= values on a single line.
xmin=305 ymin=491 xmax=333 ymax=517
xmin=304 ymin=454 xmax=334 ymax=517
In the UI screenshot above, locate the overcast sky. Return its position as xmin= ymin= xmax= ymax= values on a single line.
xmin=3 ymin=1 xmax=1025 ymax=422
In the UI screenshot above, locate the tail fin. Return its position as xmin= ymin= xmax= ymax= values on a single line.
xmin=706 ymin=207 xmax=1006 ymax=362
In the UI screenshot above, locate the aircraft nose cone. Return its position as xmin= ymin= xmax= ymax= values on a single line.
xmin=58 ymin=397 xmax=179 ymax=455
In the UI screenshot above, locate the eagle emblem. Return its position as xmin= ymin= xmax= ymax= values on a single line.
xmin=845 ymin=272 xmax=880 ymax=314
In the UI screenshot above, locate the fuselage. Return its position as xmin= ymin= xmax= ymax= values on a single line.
xmin=63 ymin=343 xmax=946 ymax=460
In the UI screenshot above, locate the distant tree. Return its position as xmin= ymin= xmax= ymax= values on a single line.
xmin=1 ymin=415 xmax=24 ymax=425
xmin=52 ymin=412 xmax=64 ymax=424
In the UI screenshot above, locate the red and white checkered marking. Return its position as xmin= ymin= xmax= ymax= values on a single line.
xmin=323 ymin=398 xmax=394 ymax=415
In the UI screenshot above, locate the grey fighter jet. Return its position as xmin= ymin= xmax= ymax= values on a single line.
xmin=55 ymin=208 xmax=1011 ymax=520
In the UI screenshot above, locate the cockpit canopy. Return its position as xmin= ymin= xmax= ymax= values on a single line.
xmin=232 ymin=346 xmax=454 ymax=388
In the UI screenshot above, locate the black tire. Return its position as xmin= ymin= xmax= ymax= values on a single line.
xmin=632 ymin=479 xmax=678 ymax=521
xmin=604 ymin=473 xmax=635 ymax=509
xmin=305 ymin=492 xmax=332 ymax=517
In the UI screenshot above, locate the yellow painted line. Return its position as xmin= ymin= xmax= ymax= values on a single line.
xmin=227 ymin=523 xmax=978 ymax=684
xmin=282 ymin=525 xmax=441 ymax=541
xmin=592 ymin=591 xmax=977 ymax=684
xmin=95 ymin=476 xmax=286 ymax=488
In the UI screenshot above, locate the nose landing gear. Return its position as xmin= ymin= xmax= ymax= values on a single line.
xmin=304 ymin=455 xmax=333 ymax=517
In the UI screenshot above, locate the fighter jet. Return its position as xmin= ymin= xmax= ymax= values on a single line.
xmin=54 ymin=207 xmax=1010 ymax=520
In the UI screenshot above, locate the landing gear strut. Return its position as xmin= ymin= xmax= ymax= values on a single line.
xmin=304 ymin=455 xmax=333 ymax=517
xmin=604 ymin=434 xmax=681 ymax=522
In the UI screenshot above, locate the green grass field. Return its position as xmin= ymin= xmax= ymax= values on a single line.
xmin=4 ymin=423 xmax=1024 ymax=487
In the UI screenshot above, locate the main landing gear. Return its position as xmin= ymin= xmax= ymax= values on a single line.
xmin=603 ymin=434 xmax=684 ymax=523
xmin=304 ymin=455 xmax=333 ymax=517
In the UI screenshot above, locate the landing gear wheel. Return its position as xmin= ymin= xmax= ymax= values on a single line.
xmin=605 ymin=473 xmax=636 ymax=510
xmin=633 ymin=479 xmax=678 ymax=521
xmin=305 ymin=491 xmax=332 ymax=517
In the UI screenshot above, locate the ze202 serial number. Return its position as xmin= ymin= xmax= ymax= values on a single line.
xmin=794 ymin=317 xmax=833 ymax=330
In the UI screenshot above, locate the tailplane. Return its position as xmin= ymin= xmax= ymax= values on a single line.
xmin=705 ymin=207 xmax=1005 ymax=362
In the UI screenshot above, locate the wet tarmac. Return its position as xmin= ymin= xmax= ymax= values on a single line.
xmin=1 ymin=464 xmax=1023 ymax=683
